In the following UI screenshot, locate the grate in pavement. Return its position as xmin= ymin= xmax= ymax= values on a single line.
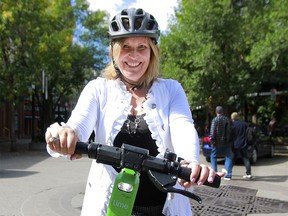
xmin=191 ymin=185 xmax=288 ymax=215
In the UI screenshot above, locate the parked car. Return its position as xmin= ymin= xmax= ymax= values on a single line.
xmin=201 ymin=124 xmax=275 ymax=164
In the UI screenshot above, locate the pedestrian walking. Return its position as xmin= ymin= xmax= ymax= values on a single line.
xmin=209 ymin=106 xmax=233 ymax=180
xmin=231 ymin=112 xmax=252 ymax=179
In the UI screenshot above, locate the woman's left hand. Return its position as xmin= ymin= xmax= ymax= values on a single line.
xmin=178 ymin=162 xmax=225 ymax=188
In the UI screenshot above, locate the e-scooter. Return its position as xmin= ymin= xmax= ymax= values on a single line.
xmin=75 ymin=142 xmax=221 ymax=216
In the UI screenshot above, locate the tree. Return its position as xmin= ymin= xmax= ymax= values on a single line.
xmin=243 ymin=0 xmax=288 ymax=126
xmin=39 ymin=0 xmax=109 ymax=132
xmin=160 ymin=0 xmax=288 ymax=120
xmin=244 ymin=0 xmax=288 ymax=86
xmin=0 ymin=0 xmax=109 ymax=147
xmin=1 ymin=0 xmax=54 ymax=148
xmin=161 ymin=0 xmax=251 ymax=114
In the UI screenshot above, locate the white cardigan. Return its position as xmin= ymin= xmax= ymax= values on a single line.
xmin=49 ymin=77 xmax=200 ymax=216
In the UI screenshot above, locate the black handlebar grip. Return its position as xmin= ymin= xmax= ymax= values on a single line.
xmin=179 ymin=167 xmax=221 ymax=188
xmin=74 ymin=142 xmax=89 ymax=155
xmin=203 ymin=174 xmax=221 ymax=188
xmin=178 ymin=166 xmax=192 ymax=182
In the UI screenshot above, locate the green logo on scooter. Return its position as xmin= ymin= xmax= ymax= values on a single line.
xmin=112 ymin=199 xmax=129 ymax=209
xmin=107 ymin=168 xmax=140 ymax=216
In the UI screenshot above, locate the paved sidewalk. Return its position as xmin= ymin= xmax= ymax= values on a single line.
xmin=197 ymin=152 xmax=288 ymax=216
xmin=1 ymin=150 xmax=288 ymax=216
xmin=0 ymin=151 xmax=90 ymax=216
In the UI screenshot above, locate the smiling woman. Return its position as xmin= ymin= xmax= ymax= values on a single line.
xmin=117 ymin=38 xmax=151 ymax=74
xmin=103 ymin=14 xmax=161 ymax=89
xmin=105 ymin=37 xmax=153 ymax=88
xmin=45 ymin=7 xmax=222 ymax=216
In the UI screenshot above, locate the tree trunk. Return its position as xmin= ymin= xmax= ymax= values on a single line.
xmin=8 ymin=101 xmax=17 ymax=151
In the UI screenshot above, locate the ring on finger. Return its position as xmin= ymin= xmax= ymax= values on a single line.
xmin=49 ymin=137 xmax=59 ymax=144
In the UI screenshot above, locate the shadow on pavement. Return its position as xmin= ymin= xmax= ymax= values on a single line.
xmin=249 ymin=175 xmax=288 ymax=183
xmin=0 ymin=170 xmax=39 ymax=178
xmin=253 ymin=154 xmax=288 ymax=166
xmin=0 ymin=150 xmax=49 ymax=174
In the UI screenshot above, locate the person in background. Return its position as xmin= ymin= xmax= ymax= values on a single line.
xmin=268 ymin=117 xmax=277 ymax=136
xmin=210 ymin=106 xmax=233 ymax=180
xmin=204 ymin=123 xmax=210 ymax=137
xmin=231 ymin=112 xmax=252 ymax=179
xmin=45 ymin=8 xmax=223 ymax=216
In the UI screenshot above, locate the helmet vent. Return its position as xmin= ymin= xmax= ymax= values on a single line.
xmin=135 ymin=8 xmax=144 ymax=15
xmin=121 ymin=9 xmax=128 ymax=15
xmin=121 ymin=18 xmax=130 ymax=31
xmin=111 ymin=20 xmax=120 ymax=31
xmin=135 ymin=17 xmax=143 ymax=30
xmin=146 ymin=20 xmax=156 ymax=30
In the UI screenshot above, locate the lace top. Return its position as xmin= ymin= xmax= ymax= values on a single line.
xmin=113 ymin=114 xmax=167 ymax=206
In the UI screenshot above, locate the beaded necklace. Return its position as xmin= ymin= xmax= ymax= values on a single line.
xmin=120 ymin=77 xmax=150 ymax=134
xmin=124 ymin=114 xmax=145 ymax=134
xmin=127 ymin=87 xmax=148 ymax=134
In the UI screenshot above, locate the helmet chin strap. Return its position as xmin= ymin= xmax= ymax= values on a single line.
xmin=119 ymin=73 xmax=144 ymax=91
xmin=115 ymin=65 xmax=144 ymax=90
xmin=113 ymin=59 xmax=121 ymax=75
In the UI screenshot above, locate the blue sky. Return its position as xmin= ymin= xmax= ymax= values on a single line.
xmin=87 ymin=0 xmax=178 ymax=31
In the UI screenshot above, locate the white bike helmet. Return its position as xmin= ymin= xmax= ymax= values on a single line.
xmin=108 ymin=8 xmax=160 ymax=43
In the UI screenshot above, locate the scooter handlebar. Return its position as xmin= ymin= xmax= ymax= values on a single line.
xmin=75 ymin=142 xmax=221 ymax=188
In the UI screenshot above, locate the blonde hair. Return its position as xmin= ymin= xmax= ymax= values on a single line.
xmin=102 ymin=37 xmax=160 ymax=87
xmin=231 ymin=112 xmax=238 ymax=120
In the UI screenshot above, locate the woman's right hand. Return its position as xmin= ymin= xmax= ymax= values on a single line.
xmin=45 ymin=124 xmax=81 ymax=160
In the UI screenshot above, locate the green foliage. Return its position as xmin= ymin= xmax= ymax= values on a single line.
xmin=0 ymin=0 xmax=109 ymax=136
xmin=160 ymin=0 xmax=288 ymax=117
xmin=161 ymin=0 xmax=248 ymax=113
xmin=245 ymin=0 xmax=288 ymax=84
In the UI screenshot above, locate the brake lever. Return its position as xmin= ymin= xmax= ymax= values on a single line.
xmin=148 ymin=170 xmax=202 ymax=204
